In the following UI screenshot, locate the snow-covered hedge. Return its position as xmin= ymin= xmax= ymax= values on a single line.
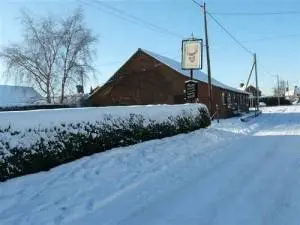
xmin=0 ymin=104 xmax=71 ymax=112
xmin=0 ymin=104 xmax=210 ymax=181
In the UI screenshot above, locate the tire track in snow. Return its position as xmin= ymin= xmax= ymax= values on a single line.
xmin=113 ymin=106 xmax=300 ymax=225
xmin=117 ymin=135 xmax=282 ymax=225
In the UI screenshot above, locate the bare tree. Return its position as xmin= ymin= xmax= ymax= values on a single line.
xmin=0 ymin=13 xmax=60 ymax=103
xmin=0 ymin=9 xmax=97 ymax=104
xmin=273 ymin=80 xmax=286 ymax=97
xmin=57 ymin=9 xmax=97 ymax=103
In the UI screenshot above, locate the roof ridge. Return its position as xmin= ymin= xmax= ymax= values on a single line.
xmin=140 ymin=49 xmax=248 ymax=94
xmin=0 ymin=84 xmax=34 ymax=89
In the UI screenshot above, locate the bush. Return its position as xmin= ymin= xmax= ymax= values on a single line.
xmin=259 ymin=96 xmax=292 ymax=106
xmin=0 ymin=106 xmax=210 ymax=182
xmin=0 ymin=104 xmax=72 ymax=112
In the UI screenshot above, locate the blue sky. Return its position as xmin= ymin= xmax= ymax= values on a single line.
xmin=0 ymin=0 xmax=300 ymax=95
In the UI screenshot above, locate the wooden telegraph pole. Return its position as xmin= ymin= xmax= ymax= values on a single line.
xmin=202 ymin=3 xmax=213 ymax=114
xmin=277 ymin=75 xmax=280 ymax=106
xmin=254 ymin=53 xmax=259 ymax=112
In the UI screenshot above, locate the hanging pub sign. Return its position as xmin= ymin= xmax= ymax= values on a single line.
xmin=185 ymin=80 xmax=198 ymax=101
xmin=181 ymin=38 xmax=203 ymax=70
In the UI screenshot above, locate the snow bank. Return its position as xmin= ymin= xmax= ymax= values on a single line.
xmin=261 ymin=105 xmax=300 ymax=114
xmin=240 ymin=110 xmax=262 ymax=122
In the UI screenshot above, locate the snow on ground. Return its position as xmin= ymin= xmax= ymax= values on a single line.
xmin=254 ymin=105 xmax=300 ymax=136
xmin=1 ymin=105 xmax=300 ymax=225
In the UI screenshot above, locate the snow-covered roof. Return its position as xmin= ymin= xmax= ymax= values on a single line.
xmin=0 ymin=85 xmax=44 ymax=107
xmin=295 ymin=87 xmax=300 ymax=95
xmin=141 ymin=49 xmax=249 ymax=95
xmin=285 ymin=90 xmax=295 ymax=96
xmin=237 ymin=87 xmax=246 ymax=92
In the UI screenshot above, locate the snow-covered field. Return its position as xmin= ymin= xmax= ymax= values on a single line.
xmin=1 ymin=105 xmax=300 ymax=225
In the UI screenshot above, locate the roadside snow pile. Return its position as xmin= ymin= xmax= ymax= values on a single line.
xmin=0 ymin=104 xmax=210 ymax=181
xmin=240 ymin=110 xmax=262 ymax=122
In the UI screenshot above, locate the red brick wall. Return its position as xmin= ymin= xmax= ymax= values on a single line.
xmin=90 ymin=50 xmax=249 ymax=118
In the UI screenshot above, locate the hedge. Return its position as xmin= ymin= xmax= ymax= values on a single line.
xmin=0 ymin=106 xmax=210 ymax=182
xmin=259 ymin=96 xmax=292 ymax=106
xmin=0 ymin=104 xmax=72 ymax=112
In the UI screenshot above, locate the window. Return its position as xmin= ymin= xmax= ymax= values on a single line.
xmin=245 ymin=95 xmax=249 ymax=105
xmin=221 ymin=92 xmax=226 ymax=105
xmin=227 ymin=93 xmax=231 ymax=106
xmin=232 ymin=93 xmax=237 ymax=109
xmin=241 ymin=95 xmax=244 ymax=105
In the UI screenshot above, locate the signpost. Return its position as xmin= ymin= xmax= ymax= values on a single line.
xmin=182 ymin=38 xmax=203 ymax=70
xmin=182 ymin=38 xmax=203 ymax=103
xmin=185 ymin=80 xmax=198 ymax=101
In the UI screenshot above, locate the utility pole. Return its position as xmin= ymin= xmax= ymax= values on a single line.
xmin=245 ymin=62 xmax=255 ymax=89
xmin=254 ymin=53 xmax=259 ymax=112
xmin=277 ymin=75 xmax=280 ymax=106
xmin=202 ymin=2 xmax=213 ymax=114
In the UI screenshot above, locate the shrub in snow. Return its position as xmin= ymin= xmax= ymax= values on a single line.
xmin=0 ymin=104 xmax=72 ymax=112
xmin=259 ymin=97 xmax=291 ymax=106
xmin=0 ymin=105 xmax=210 ymax=181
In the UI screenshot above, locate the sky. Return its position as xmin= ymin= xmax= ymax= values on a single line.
xmin=0 ymin=0 xmax=300 ymax=96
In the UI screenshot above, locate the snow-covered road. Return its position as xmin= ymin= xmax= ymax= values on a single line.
xmin=1 ymin=105 xmax=300 ymax=225
xmin=120 ymin=129 xmax=300 ymax=225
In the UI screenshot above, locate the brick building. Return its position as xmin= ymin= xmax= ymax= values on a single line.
xmin=89 ymin=49 xmax=249 ymax=118
xmin=245 ymin=85 xmax=262 ymax=97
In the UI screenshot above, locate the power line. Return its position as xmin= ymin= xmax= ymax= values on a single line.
xmin=242 ymin=33 xmax=300 ymax=43
xmin=81 ymin=0 xmax=184 ymax=39
xmin=95 ymin=0 xmax=183 ymax=38
xmin=210 ymin=11 xmax=300 ymax=16
xmin=206 ymin=12 xmax=253 ymax=55
xmin=192 ymin=0 xmax=202 ymax=7
xmin=80 ymin=0 xmax=143 ymax=28
xmin=256 ymin=62 xmax=278 ymax=80
xmin=191 ymin=1 xmax=288 ymax=95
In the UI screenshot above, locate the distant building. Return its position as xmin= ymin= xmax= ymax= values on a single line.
xmin=89 ymin=49 xmax=249 ymax=118
xmin=0 ymin=85 xmax=44 ymax=107
xmin=285 ymin=86 xmax=300 ymax=101
xmin=245 ymin=85 xmax=262 ymax=97
xmin=285 ymin=89 xmax=296 ymax=100
xmin=294 ymin=86 xmax=300 ymax=97
xmin=53 ymin=94 xmax=89 ymax=106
